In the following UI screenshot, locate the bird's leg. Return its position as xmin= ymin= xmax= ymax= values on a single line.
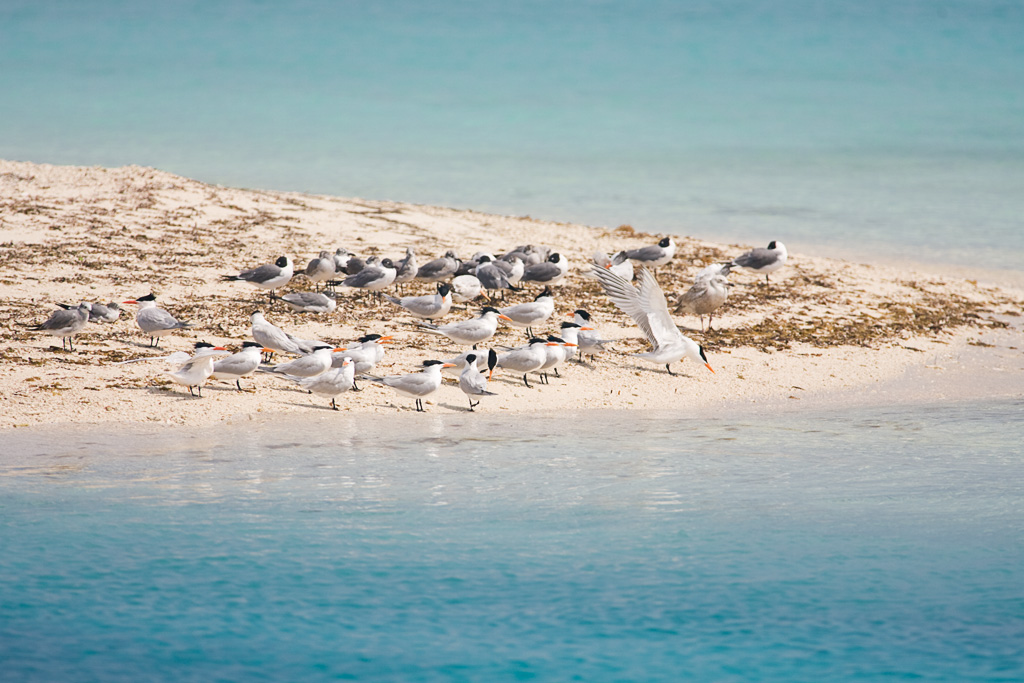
xmin=187 ymin=385 xmax=194 ymax=397
xmin=468 ymin=397 xmax=478 ymax=411
xmin=666 ymin=364 xmax=676 ymax=375
xmin=415 ymin=399 xmax=424 ymax=412
xmin=331 ymin=398 xmax=338 ymax=411
xmin=197 ymin=385 xmax=203 ymax=397
xmin=236 ymin=379 xmax=243 ymax=391
xmin=522 ymin=374 xmax=532 ymax=389
xmin=553 ymin=367 xmax=560 ymax=377
xmin=352 ymin=379 xmax=361 ymax=391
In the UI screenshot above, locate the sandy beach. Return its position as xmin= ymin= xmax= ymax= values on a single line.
xmin=2 ymin=159 xmax=1022 ymax=430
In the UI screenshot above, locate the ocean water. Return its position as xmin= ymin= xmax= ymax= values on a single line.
xmin=2 ymin=400 xmax=1022 ymax=681
xmin=2 ymin=0 xmax=1023 ymax=268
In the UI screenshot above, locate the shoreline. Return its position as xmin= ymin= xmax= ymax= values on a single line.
xmin=2 ymin=159 xmax=1023 ymax=431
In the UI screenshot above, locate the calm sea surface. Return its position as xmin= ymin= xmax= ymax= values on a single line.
xmin=2 ymin=0 xmax=1023 ymax=267
xmin=2 ymin=400 xmax=1022 ymax=681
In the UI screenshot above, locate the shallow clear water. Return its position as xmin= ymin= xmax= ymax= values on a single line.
xmin=2 ymin=400 xmax=1022 ymax=681
xmin=2 ymin=0 xmax=1023 ymax=267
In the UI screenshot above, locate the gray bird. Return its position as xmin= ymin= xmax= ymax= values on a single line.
xmin=416 ymin=250 xmax=460 ymax=282
xmin=123 ymin=294 xmax=191 ymax=348
xmin=31 ymin=302 xmax=91 ymax=351
xmin=730 ymin=241 xmax=788 ymax=283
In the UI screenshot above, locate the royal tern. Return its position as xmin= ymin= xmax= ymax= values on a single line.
xmin=494 ymin=337 xmax=551 ymax=388
xmin=500 ymin=286 xmax=555 ymax=337
xmin=624 ymin=236 xmax=676 ymax=270
xmin=250 ymin=311 xmax=304 ymax=358
xmin=370 ymin=360 xmax=455 ymax=412
xmin=304 ymin=251 xmax=337 ymax=290
xmin=520 ymin=253 xmax=569 ymax=286
xmin=123 ymin=294 xmax=191 ymax=348
xmin=416 ymin=250 xmax=460 ymax=282
xmin=450 ymin=274 xmax=484 ymax=303
xmin=538 ymin=335 xmax=576 ymax=382
xmin=593 ymin=266 xmax=715 ymax=376
xmin=674 ymin=272 xmax=731 ymax=331
xmin=264 ymin=344 xmax=342 ymax=378
xmin=222 ymin=255 xmax=294 ymax=299
xmin=418 ymin=307 xmax=511 ymax=347
xmin=289 ymin=357 xmax=356 ymax=410
xmin=31 ymin=302 xmax=91 ymax=351
xmin=330 ymin=334 xmax=393 ymax=379
xmin=383 ymin=283 xmax=453 ymax=320
xmin=210 ymin=341 xmax=272 ymax=391
xmin=458 ymin=352 xmax=498 ymax=411
xmin=730 ymin=241 xmax=788 ymax=283
xmin=58 ymin=301 xmax=122 ymax=324
xmin=270 ymin=291 xmax=338 ymax=314
xmin=164 ymin=342 xmax=230 ymax=397
xmin=340 ymin=257 xmax=396 ymax=295
xmin=570 ymin=310 xmax=613 ymax=361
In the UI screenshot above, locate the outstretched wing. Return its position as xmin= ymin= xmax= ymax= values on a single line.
xmin=635 ymin=268 xmax=681 ymax=347
xmin=592 ymin=266 xmax=657 ymax=346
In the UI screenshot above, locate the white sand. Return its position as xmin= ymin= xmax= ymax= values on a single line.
xmin=2 ymin=159 xmax=1022 ymax=429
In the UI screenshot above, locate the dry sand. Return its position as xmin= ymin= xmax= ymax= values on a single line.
xmin=2 ymin=159 xmax=1022 ymax=430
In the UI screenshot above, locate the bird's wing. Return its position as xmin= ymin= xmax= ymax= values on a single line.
xmin=240 ymin=263 xmax=279 ymax=282
xmin=591 ymin=266 xmax=657 ymax=346
xmin=520 ymin=263 xmax=559 ymax=282
xmin=625 ymin=245 xmax=662 ymax=261
xmin=343 ymin=266 xmax=384 ymax=287
xmin=636 ymin=268 xmax=681 ymax=347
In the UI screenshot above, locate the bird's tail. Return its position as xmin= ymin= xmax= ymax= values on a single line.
xmin=221 ymin=275 xmax=242 ymax=282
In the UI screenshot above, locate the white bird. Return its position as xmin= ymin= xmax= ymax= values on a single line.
xmin=289 ymin=357 xmax=356 ymax=411
xmin=383 ymin=283 xmax=453 ymax=319
xmin=519 ymin=252 xmax=569 ymax=286
xmin=458 ymin=352 xmax=498 ymax=411
xmin=500 ymin=286 xmax=555 ymax=337
xmin=537 ymin=335 xmax=577 ymax=383
xmin=271 ymin=291 xmax=337 ymax=314
xmin=123 ymin=294 xmax=191 ymax=348
xmin=370 ymin=360 xmax=456 ymax=412
xmin=624 ymin=236 xmax=676 ymax=270
xmin=164 ymin=342 xmax=230 ymax=397
xmin=450 ymin=274 xmax=484 ymax=303
xmin=730 ymin=241 xmax=788 ymax=283
xmin=304 ymin=251 xmax=337 ymax=290
xmin=330 ymin=334 xmax=393 ymax=379
xmin=418 ymin=307 xmax=511 ymax=347
xmin=264 ymin=344 xmax=342 ymax=378
xmin=222 ymin=255 xmax=294 ymax=298
xmin=250 ymin=311 xmax=304 ymax=358
xmin=210 ymin=341 xmax=272 ymax=391
xmin=31 ymin=302 xmax=91 ymax=351
xmin=570 ymin=310 xmax=613 ymax=361
xmin=592 ymin=266 xmax=715 ymax=376
xmin=674 ymin=272 xmax=731 ymax=331
xmin=494 ymin=337 xmax=553 ymax=388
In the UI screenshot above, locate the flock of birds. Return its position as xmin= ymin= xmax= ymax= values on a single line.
xmin=29 ymin=237 xmax=788 ymax=412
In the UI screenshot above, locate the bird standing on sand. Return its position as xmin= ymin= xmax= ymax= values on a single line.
xmin=494 ymin=337 xmax=552 ymax=388
xmin=624 ymin=236 xmax=676 ymax=270
xmin=730 ymin=241 xmax=788 ymax=283
xmin=383 ymin=283 xmax=453 ymax=320
xmin=164 ymin=342 xmax=230 ymax=397
xmin=593 ymin=266 xmax=715 ymax=376
xmin=674 ymin=271 xmax=731 ymax=331
xmin=210 ymin=341 xmax=272 ymax=391
xmin=270 ymin=291 xmax=337 ymax=314
xmin=370 ymin=360 xmax=456 ymax=412
xmin=500 ymin=287 xmax=555 ymax=338
xmin=222 ymin=256 xmax=294 ymax=300
xmin=519 ymin=253 xmax=569 ymax=286
xmin=340 ymin=258 xmax=397 ymax=296
xmin=123 ymin=294 xmax=191 ymax=348
xmin=304 ymin=251 xmax=336 ymax=290
xmin=458 ymin=352 xmax=498 ymax=411
xmin=31 ymin=302 xmax=91 ymax=351
xmin=289 ymin=357 xmax=356 ymax=410
xmin=418 ymin=307 xmax=512 ymax=347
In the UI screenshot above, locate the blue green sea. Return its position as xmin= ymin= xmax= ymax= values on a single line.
xmin=2 ymin=1 xmax=1023 ymax=680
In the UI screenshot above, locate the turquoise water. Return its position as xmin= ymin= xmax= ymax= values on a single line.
xmin=2 ymin=0 xmax=1024 ymax=267
xmin=2 ymin=400 xmax=1022 ymax=681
